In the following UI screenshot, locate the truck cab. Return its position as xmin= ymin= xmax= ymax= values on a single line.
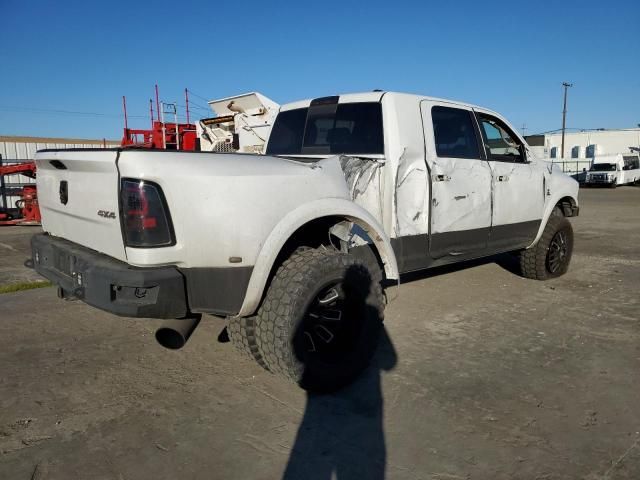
xmin=265 ymin=92 xmax=577 ymax=268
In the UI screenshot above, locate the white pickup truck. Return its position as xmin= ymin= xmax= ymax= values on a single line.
xmin=31 ymin=91 xmax=579 ymax=392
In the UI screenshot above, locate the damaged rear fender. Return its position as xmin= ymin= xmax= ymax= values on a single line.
xmin=237 ymin=198 xmax=399 ymax=317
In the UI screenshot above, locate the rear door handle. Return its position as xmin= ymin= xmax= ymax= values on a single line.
xmin=433 ymin=174 xmax=451 ymax=182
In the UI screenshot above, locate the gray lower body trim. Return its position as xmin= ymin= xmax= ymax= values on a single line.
xmin=182 ymin=267 xmax=253 ymax=316
xmin=487 ymin=220 xmax=540 ymax=251
xmin=391 ymin=219 xmax=542 ymax=274
xmin=390 ymin=234 xmax=430 ymax=272
xmin=429 ymin=227 xmax=490 ymax=259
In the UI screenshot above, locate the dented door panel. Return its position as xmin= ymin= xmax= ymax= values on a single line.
xmin=420 ymin=101 xmax=493 ymax=258
xmin=490 ymin=161 xmax=544 ymax=221
xmin=474 ymin=110 xmax=546 ymax=250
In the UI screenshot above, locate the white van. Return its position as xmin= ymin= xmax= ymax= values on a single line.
xmin=585 ymin=154 xmax=640 ymax=187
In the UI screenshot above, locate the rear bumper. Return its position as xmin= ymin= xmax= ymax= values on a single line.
xmin=31 ymin=234 xmax=188 ymax=319
xmin=31 ymin=234 xmax=254 ymax=318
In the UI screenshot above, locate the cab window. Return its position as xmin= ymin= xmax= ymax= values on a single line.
xmin=477 ymin=114 xmax=524 ymax=162
xmin=431 ymin=106 xmax=481 ymax=159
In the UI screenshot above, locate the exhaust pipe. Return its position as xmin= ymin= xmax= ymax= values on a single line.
xmin=155 ymin=314 xmax=202 ymax=350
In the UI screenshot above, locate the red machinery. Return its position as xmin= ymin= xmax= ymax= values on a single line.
xmin=121 ymin=85 xmax=198 ymax=151
xmin=0 ymin=161 xmax=41 ymax=226
xmin=122 ymin=120 xmax=198 ymax=151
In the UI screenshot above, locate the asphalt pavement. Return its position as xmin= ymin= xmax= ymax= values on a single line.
xmin=0 ymin=187 xmax=639 ymax=479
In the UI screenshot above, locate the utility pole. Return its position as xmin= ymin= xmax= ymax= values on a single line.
xmin=561 ymin=82 xmax=573 ymax=159
xmin=521 ymin=123 xmax=528 ymax=136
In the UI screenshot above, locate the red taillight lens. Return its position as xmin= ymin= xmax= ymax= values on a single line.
xmin=120 ymin=179 xmax=174 ymax=247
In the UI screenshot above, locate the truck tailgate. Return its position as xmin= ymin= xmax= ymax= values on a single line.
xmin=34 ymin=149 xmax=127 ymax=261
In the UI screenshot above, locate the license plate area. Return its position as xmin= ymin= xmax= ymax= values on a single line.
xmin=52 ymin=246 xmax=76 ymax=278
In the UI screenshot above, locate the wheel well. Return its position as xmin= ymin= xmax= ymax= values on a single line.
xmin=265 ymin=216 xmax=387 ymax=294
xmin=276 ymin=216 xmax=343 ymax=260
xmin=556 ymin=196 xmax=578 ymax=217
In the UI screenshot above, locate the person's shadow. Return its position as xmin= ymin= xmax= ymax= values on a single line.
xmin=283 ymin=327 xmax=397 ymax=479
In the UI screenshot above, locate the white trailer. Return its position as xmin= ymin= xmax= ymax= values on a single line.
xmin=197 ymin=92 xmax=279 ymax=154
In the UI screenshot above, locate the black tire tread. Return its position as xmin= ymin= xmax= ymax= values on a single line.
xmin=255 ymin=247 xmax=384 ymax=386
xmin=519 ymin=214 xmax=573 ymax=280
xmin=227 ymin=316 xmax=269 ymax=370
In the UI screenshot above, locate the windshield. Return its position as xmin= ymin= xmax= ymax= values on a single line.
xmin=266 ymin=102 xmax=384 ymax=157
xmin=590 ymin=163 xmax=617 ymax=172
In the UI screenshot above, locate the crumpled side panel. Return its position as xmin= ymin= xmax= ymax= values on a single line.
xmin=394 ymin=154 xmax=429 ymax=236
xmin=337 ymin=153 xmax=431 ymax=239
xmin=339 ymin=156 xmax=384 ymax=221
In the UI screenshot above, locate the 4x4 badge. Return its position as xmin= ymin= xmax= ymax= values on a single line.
xmin=97 ymin=210 xmax=116 ymax=219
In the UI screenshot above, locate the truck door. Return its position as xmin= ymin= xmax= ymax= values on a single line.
xmin=474 ymin=111 xmax=544 ymax=250
xmin=420 ymin=101 xmax=493 ymax=259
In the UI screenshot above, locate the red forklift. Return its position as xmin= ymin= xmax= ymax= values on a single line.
xmin=0 ymin=158 xmax=41 ymax=226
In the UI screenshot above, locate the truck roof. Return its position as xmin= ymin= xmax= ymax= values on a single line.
xmin=279 ymin=91 xmax=501 ymax=117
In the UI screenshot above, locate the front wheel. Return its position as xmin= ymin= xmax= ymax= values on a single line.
xmin=519 ymin=214 xmax=574 ymax=280
xmin=254 ymin=247 xmax=384 ymax=392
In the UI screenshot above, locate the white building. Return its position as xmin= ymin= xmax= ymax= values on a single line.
xmin=525 ymin=128 xmax=640 ymax=179
xmin=526 ymin=128 xmax=640 ymax=160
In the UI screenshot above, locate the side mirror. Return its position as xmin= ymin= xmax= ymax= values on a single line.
xmin=519 ymin=144 xmax=529 ymax=163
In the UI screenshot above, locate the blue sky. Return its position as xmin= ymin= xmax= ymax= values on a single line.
xmin=1 ymin=0 xmax=638 ymax=140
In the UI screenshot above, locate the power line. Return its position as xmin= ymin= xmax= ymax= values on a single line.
xmin=0 ymin=105 xmax=148 ymax=119
xmin=186 ymin=89 xmax=211 ymax=104
xmin=191 ymin=103 xmax=213 ymax=112
xmin=176 ymin=102 xmax=211 ymax=113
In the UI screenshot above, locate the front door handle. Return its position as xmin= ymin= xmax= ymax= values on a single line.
xmin=497 ymin=175 xmax=509 ymax=182
xmin=433 ymin=174 xmax=451 ymax=182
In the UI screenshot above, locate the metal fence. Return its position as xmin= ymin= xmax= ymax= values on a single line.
xmin=549 ymin=158 xmax=593 ymax=183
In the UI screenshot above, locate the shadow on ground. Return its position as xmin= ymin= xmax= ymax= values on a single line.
xmin=283 ymin=328 xmax=397 ymax=480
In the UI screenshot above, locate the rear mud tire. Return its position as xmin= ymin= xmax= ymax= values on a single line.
xmin=519 ymin=214 xmax=574 ymax=280
xmin=227 ymin=316 xmax=269 ymax=371
xmin=254 ymin=247 xmax=384 ymax=393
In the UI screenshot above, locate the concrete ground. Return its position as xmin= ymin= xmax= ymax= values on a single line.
xmin=0 ymin=187 xmax=638 ymax=479
xmin=0 ymin=225 xmax=43 ymax=285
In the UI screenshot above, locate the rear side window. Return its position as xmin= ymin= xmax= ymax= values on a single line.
xmin=266 ymin=102 xmax=384 ymax=156
xmin=302 ymin=102 xmax=384 ymax=155
xmin=431 ymin=106 xmax=480 ymax=159
xmin=265 ymin=108 xmax=307 ymax=155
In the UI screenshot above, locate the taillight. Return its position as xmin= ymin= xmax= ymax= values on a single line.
xmin=120 ymin=179 xmax=174 ymax=247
